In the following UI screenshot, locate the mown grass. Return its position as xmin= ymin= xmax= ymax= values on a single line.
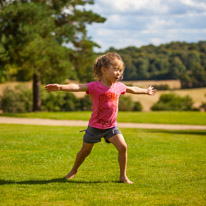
xmin=1 ymin=111 xmax=206 ymax=125
xmin=0 ymin=124 xmax=206 ymax=205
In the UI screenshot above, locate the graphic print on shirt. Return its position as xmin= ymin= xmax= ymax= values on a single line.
xmin=97 ymin=91 xmax=118 ymax=127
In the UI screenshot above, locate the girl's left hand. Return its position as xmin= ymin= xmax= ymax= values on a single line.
xmin=147 ymin=85 xmax=157 ymax=95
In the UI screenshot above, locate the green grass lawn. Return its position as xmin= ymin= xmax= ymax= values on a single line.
xmin=0 ymin=124 xmax=206 ymax=205
xmin=1 ymin=111 xmax=206 ymax=125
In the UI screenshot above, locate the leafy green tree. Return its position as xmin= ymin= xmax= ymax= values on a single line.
xmin=69 ymin=38 xmax=98 ymax=82
xmin=122 ymin=54 xmax=137 ymax=80
xmin=134 ymin=58 xmax=150 ymax=79
xmin=179 ymin=72 xmax=192 ymax=88
xmin=169 ymin=56 xmax=186 ymax=79
xmin=187 ymin=51 xmax=200 ymax=70
xmin=0 ymin=0 xmax=105 ymax=111
xmin=191 ymin=63 xmax=206 ymax=88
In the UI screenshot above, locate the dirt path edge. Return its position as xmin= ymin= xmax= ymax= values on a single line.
xmin=0 ymin=117 xmax=206 ymax=130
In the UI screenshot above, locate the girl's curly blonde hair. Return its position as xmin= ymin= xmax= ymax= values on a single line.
xmin=93 ymin=52 xmax=125 ymax=80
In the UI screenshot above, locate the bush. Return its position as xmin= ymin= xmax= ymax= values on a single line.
xmin=42 ymin=89 xmax=79 ymax=111
xmin=41 ymin=89 xmax=66 ymax=111
xmin=62 ymin=93 xmax=80 ymax=111
xmin=41 ymin=88 xmax=92 ymax=111
xmin=152 ymin=84 xmax=170 ymax=90
xmin=79 ymin=95 xmax=93 ymax=111
xmin=0 ymin=85 xmax=141 ymax=113
xmin=0 ymin=85 xmax=32 ymax=113
xmin=133 ymin=101 xmax=143 ymax=111
xmin=199 ymin=102 xmax=206 ymax=112
xmin=119 ymin=95 xmax=142 ymax=111
xmin=151 ymin=93 xmax=194 ymax=111
xmin=41 ymin=89 xmax=141 ymax=112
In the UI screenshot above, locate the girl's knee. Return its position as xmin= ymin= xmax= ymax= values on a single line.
xmin=118 ymin=143 xmax=127 ymax=153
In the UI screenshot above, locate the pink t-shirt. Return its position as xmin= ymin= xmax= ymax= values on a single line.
xmin=86 ymin=81 xmax=126 ymax=129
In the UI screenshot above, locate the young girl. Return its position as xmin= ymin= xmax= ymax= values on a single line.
xmin=45 ymin=52 xmax=156 ymax=184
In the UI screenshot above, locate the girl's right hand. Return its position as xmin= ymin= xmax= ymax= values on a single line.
xmin=45 ymin=84 xmax=60 ymax=92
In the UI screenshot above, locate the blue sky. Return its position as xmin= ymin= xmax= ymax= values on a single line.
xmin=86 ymin=0 xmax=206 ymax=52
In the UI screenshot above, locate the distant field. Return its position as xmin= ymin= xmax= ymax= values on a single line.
xmin=123 ymin=79 xmax=181 ymax=89
xmin=0 ymin=81 xmax=206 ymax=111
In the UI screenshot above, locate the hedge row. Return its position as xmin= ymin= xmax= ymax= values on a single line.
xmin=1 ymin=85 xmax=204 ymax=113
xmin=0 ymin=86 xmax=142 ymax=113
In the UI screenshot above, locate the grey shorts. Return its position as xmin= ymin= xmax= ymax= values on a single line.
xmin=82 ymin=126 xmax=122 ymax=144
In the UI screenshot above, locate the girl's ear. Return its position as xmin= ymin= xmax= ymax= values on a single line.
xmin=101 ymin=66 xmax=106 ymax=74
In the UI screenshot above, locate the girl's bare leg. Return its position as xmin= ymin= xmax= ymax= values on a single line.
xmin=65 ymin=142 xmax=94 ymax=179
xmin=108 ymin=134 xmax=133 ymax=184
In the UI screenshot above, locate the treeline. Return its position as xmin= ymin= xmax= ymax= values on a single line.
xmin=108 ymin=41 xmax=206 ymax=88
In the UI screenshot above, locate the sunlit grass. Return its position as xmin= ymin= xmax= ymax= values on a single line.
xmin=0 ymin=124 xmax=206 ymax=205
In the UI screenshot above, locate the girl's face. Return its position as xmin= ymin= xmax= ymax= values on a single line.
xmin=100 ymin=58 xmax=124 ymax=85
xmin=102 ymin=66 xmax=123 ymax=83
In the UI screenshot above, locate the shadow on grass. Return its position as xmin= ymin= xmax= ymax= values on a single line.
xmin=144 ymin=129 xmax=206 ymax=136
xmin=0 ymin=178 xmax=119 ymax=185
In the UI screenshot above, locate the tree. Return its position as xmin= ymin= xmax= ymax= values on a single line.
xmin=134 ymin=58 xmax=150 ymax=79
xmin=0 ymin=0 xmax=105 ymax=111
xmin=68 ymin=37 xmax=99 ymax=82
xmin=168 ymin=56 xmax=186 ymax=79
xmin=191 ymin=63 xmax=206 ymax=88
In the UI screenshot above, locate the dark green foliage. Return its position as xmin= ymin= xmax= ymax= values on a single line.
xmin=0 ymin=85 xmax=32 ymax=113
xmin=79 ymin=95 xmax=93 ymax=111
xmin=151 ymin=93 xmax=194 ymax=111
xmin=0 ymin=86 xmax=92 ymax=112
xmin=0 ymin=0 xmax=106 ymax=111
xmin=62 ymin=93 xmax=80 ymax=111
xmin=152 ymin=84 xmax=170 ymax=90
xmin=0 ymin=85 xmax=143 ymax=112
xmin=41 ymin=90 xmax=65 ymax=112
xmin=133 ymin=101 xmax=143 ymax=111
xmin=41 ymin=91 xmax=142 ymax=112
xmin=41 ymin=88 xmax=92 ymax=111
xmin=200 ymin=102 xmax=206 ymax=112
xmin=0 ymin=0 xmax=105 ymax=83
xmin=119 ymin=95 xmax=142 ymax=111
xmin=108 ymin=41 xmax=206 ymax=88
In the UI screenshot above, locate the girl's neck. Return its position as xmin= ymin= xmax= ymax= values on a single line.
xmin=99 ymin=77 xmax=114 ymax=87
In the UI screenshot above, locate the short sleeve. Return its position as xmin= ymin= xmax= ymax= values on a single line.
xmin=119 ymin=82 xmax=127 ymax=95
xmin=86 ymin=82 xmax=95 ymax=95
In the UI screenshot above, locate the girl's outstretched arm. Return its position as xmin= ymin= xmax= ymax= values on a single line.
xmin=126 ymin=85 xmax=157 ymax=95
xmin=45 ymin=84 xmax=88 ymax=92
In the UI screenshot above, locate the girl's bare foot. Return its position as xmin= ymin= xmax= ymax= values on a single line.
xmin=65 ymin=169 xmax=77 ymax=180
xmin=119 ymin=176 xmax=134 ymax=184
